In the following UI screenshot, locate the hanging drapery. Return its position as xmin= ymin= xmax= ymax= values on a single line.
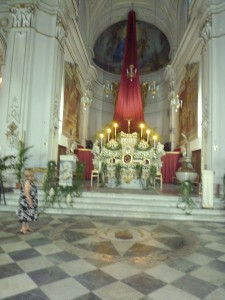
xmin=113 ymin=10 xmax=144 ymax=133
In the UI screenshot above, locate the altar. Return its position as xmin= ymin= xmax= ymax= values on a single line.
xmin=92 ymin=131 xmax=165 ymax=189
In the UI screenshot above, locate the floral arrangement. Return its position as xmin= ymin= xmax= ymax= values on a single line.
xmin=106 ymin=139 xmax=121 ymax=150
xmin=42 ymin=161 xmax=84 ymax=209
xmin=137 ymin=140 xmax=149 ymax=150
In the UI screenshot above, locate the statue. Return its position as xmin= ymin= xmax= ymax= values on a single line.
xmin=181 ymin=133 xmax=190 ymax=158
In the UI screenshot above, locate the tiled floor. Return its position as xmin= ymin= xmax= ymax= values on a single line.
xmin=0 ymin=212 xmax=225 ymax=299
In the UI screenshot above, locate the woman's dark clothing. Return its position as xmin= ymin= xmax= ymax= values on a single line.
xmin=18 ymin=180 xmax=38 ymax=223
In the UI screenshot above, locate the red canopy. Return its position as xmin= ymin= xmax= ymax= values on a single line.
xmin=113 ymin=11 xmax=144 ymax=133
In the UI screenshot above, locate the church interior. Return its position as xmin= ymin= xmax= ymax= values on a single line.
xmin=0 ymin=0 xmax=225 ymax=299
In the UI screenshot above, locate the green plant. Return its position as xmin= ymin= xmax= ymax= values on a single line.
xmin=15 ymin=140 xmax=33 ymax=183
xmin=150 ymin=165 xmax=157 ymax=179
xmin=43 ymin=161 xmax=57 ymax=206
xmin=100 ymin=162 xmax=108 ymax=187
xmin=115 ymin=163 xmax=122 ymax=186
xmin=146 ymin=165 xmax=157 ymax=190
xmin=0 ymin=155 xmax=15 ymax=182
xmin=136 ymin=164 xmax=143 ymax=180
xmin=42 ymin=161 xmax=84 ymax=209
xmin=177 ymin=180 xmax=196 ymax=214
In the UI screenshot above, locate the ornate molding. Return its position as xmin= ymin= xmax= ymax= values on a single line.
xmin=164 ymin=64 xmax=175 ymax=82
xmin=6 ymin=121 xmax=18 ymax=145
xmin=8 ymin=97 xmax=20 ymax=122
xmin=10 ymin=5 xmax=34 ymax=28
xmin=202 ymin=102 xmax=209 ymax=139
xmin=56 ymin=16 xmax=67 ymax=45
xmin=0 ymin=31 xmax=7 ymax=64
xmin=53 ymin=96 xmax=60 ymax=133
xmin=199 ymin=17 xmax=212 ymax=46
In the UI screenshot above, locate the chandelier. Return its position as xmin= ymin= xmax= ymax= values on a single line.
xmin=171 ymin=94 xmax=182 ymax=112
xmin=126 ymin=64 xmax=137 ymax=81
xmin=148 ymin=80 xmax=159 ymax=98
xmin=104 ymin=80 xmax=113 ymax=98
xmin=81 ymin=90 xmax=92 ymax=110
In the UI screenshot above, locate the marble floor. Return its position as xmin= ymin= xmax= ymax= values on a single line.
xmin=0 ymin=212 xmax=225 ymax=299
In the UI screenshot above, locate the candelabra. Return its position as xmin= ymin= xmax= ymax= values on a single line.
xmin=104 ymin=80 xmax=113 ymax=98
xmin=171 ymin=94 xmax=182 ymax=112
xmin=126 ymin=64 xmax=137 ymax=81
xmin=148 ymin=80 xmax=159 ymax=98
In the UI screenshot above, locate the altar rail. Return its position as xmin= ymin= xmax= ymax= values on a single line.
xmin=76 ymin=149 xmax=181 ymax=183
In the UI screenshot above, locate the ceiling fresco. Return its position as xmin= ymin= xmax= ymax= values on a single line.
xmin=93 ymin=20 xmax=170 ymax=75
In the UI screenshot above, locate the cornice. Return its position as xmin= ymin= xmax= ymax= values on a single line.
xmin=169 ymin=1 xmax=212 ymax=88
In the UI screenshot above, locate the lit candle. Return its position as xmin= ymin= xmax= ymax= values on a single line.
xmin=107 ymin=128 xmax=111 ymax=142
xmin=140 ymin=123 xmax=144 ymax=140
xmin=114 ymin=123 xmax=118 ymax=140
xmin=100 ymin=133 xmax=103 ymax=148
xmin=146 ymin=129 xmax=150 ymax=143
xmin=153 ymin=135 xmax=157 ymax=148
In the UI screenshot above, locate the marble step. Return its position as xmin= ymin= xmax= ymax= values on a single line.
xmin=1 ymin=191 xmax=225 ymax=222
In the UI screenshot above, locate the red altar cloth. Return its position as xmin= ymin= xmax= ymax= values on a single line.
xmin=75 ymin=149 xmax=94 ymax=180
xmin=161 ymin=152 xmax=181 ymax=183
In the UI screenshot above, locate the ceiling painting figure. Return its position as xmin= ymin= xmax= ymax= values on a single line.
xmin=93 ymin=20 xmax=170 ymax=75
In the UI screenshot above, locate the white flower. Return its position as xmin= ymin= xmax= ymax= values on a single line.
xmin=66 ymin=194 xmax=72 ymax=204
xmin=107 ymin=139 xmax=120 ymax=149
xmin=137 ymin=140 xmax=149 ymax=150
xmin=49 ymin=188 xmax=55 ymax=197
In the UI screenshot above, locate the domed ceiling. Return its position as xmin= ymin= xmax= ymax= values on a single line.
xmin=93 ymin=20 xmax=170 ymax=75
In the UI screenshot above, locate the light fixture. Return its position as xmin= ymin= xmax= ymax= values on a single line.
xmin=81 ymin=90 xmax=92 ymax=110
xmin=104 ymin=80 xmax=113 ymax=98
xmin=103 ymin=0 xmax=113 ymax=97
xmin=148 ymin=80 xmax=159 ymax=98
xmin=171 ymin=94 xmax=182 ymax=112
xmin=126 ymin=64 xmax=137 ymax=81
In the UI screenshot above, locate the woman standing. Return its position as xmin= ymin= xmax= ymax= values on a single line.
xmin=18 ymin=169 xmax=38 ymax=234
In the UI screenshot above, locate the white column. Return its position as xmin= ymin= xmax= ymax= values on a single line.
xmin=200 ymin=11 xmax=225 ymax=191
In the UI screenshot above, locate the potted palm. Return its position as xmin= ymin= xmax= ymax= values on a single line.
xmin=0 ymin=155 xmax=15 ymax=203
xmin=15 ymin=140 xmax=32 ymax=188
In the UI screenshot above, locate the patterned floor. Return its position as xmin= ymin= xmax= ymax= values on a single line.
xmin=0 ymin=212 xmax=225 ymax=299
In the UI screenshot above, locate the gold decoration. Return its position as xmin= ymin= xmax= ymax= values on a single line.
xmin=113 ymin=81 xmax=119 ymax=105
xmin=141 ymin=82 xmax=149 ymax=108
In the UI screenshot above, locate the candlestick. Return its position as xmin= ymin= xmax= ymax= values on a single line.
xmin=153 ymin=135 xmax=157 ymax=148
xmin=114 ymin=123 xmax=118 ymax=140
xmin=107 ymin=128 xmax=111 ymax=142
xmin=146 ymin=129 xmax=150 ymax=143
xmin=140 ymin=123 xmax=144 ymax=140
xmin=100 ymin=133 xmax=103 ymax=148
xmin=125 ymin=118 xmax=132 ymax=133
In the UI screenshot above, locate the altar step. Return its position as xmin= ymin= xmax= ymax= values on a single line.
xmin=1 ymin=190 xmax=225 ymax=222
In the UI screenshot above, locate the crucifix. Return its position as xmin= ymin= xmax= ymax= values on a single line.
xmin=125 ymin=118 xmax=132 ymax=133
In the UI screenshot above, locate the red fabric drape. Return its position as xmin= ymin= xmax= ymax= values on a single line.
xmin=113 ymin=11 xmax=144 ymax=133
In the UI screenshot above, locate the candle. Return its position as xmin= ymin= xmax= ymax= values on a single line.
xmin=140 ymin=123 xmax=144 ymax=140
xmin=146 ymin=129 xmax=150 ymax=143
xmin=100 ymin=133 xmax=103 ymax=148
xmin=153 ymin=135 xmax=157 ymax=148
xmin=114 ymin=123 xmax=118 ymax=140
xmin=107 ymin=128 xmax=111 ymax=142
